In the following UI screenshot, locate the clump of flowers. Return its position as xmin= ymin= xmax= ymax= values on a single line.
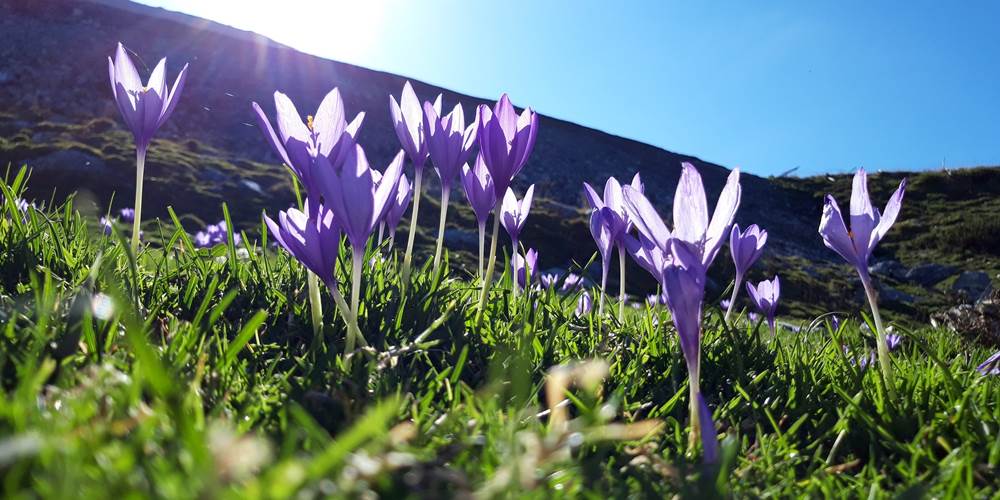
xmin=195 ymin=220 xmax=240 ymax=248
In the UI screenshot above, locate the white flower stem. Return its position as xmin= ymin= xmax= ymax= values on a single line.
xmin=724 ymin=272 xmax=743 ymax=324
xmin=598 ymin=263 xmax=608 ymax=318
xmin=617 ymin=245 xmax=626 ymax=323
xmin=511 ymin=240 xmax=519 ymax=300
xmin=307 ymin=271 xmax=323 ymax=337
xmin=475 ymin=206 xmax=501 ymax=327
xmin=401 ymin=168 xmax=423 ymax=284
xmin=688 ymin=356 xmax=702 ymax=451
xmin=860 ymin=272 xmax=896 ymax=397
xmin=131 ymin=148 xmax=146 ymax=252
xmin=432 ymin=186 xmax=450 ymax=274
xmin=342 ymin=249 xmax=366 ymax=371
xmin=477 ymin=221 xmax=485 ymax=278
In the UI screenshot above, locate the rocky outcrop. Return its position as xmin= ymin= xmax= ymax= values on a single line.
xmin=905 ymin=264 xmax=957 ymax=287
xmin=951 ymin=271 xmax=993 ymax=302
xmin=931 ymin=292 xmax=1000 ymax=347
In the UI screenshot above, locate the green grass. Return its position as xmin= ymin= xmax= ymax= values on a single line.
xmin=1 ymin=167 xmax=999 ymax=499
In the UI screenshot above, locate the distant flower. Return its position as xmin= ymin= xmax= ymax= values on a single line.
xmin=575 ymin=291 xmax=593 ymax=317
xmin=719 ymin=298 xmax=731 ymax=310
xmin=818 ymin=168 xmax=907 ymax=388
xmin=725 ymin=224 xmax=767 ymax=321
xmin=424 ymin=101 xmax=478 ymax=187
xmin=746 ymin=276 xmax=780 ymax=334
xmin=265 ymin=202 xmax=340 ymax=291
xmin=540 ymin=273 xmax=559 ymax=289
xmin=119 ymin=207 xmax=135 ymax=222
xmin=583 ymin=173 xmax=643 ymax=245
xmin=461 ymin=154 xmax=497 ymax=229
xmin=477 ymin=94 xmax=538 ymax=197
xmin=100 ymin=216 xmax=115 ymax=236
xmin=512 ymin=248 xmax=538 ymax=291
xmin=108 ymin=42 xmax=188 ymax=153
xmin=560 ymin=273 xmax=583 ymax=292
xmin=390 ymin=81 xmax=440 ymax=173
xmin=195 ymin=220 xmax=240 ymax=248
xmin=885 ymin=333 xmax=902 ymax=351
xmin=830 ymin=315 xmax=841 ymax=332
xmin=501 ymin=185 xmax=535 ymax=253
xmin=977 ymin=351 xmax=1000 ymax=376
xmin=647 ymin=293 xmax=666 ymax=307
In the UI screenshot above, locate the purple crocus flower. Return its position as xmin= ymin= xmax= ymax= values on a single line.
xmin=746 ymin=276 xmax=780 ymax=335
xmin=575 ymin=291 xmax=593 ymax=317
xmin=253 ymin=88 xmax=365 ymax=218
xmin=317 ymin=145 xmax=404 ymax=255
xmin=661 ymin=239 xmax=718 ymax=460
xmin=623 ymin=163 xmax=741 ymax=270
xmin=512 ymin=248 xmax=538 ymax=291
xmin=100 ymin=216 xmax=115 ymax=236
xmin=819 ymin=168 xmax=906 ymax=390
xmin=423 ymin=100 xmax=478 ymax=272
xmin=476 ymin=94 xmax=538 ymax=198
xmin=108 ymin=42 xmax=188 ymax=252
xmin=194 ymin=220 xmax=240 ymax=248
xmin=265 ymin=203 xmax=340 ymax=291
xmin=108 ymin=42 xmax=188 ymax=154
xmin=391 ymin=82 xmax=442 ymax=279
xmin=725 ymin=224 xmax=767 ymax=321
xmin=424 ymin=102 xmax=478 ymax=187
xmin=540 ymin=273 xmax=559 ymax=290
xmin=583 ymin=173 xmax=644 ymax=242
xmin=500 ymin=185 xmax=535 ymax=258
xmin=560 ymin=273 xmax=583 ymax=292
xmin=119 ymin=207 xmax=135 ymax=223
xmin=461 ymin=155 xmax=497 ymax=277
xmin=582 ymin=172 xmax=642 ymax=322
xmin=977 ymin=351 xmax=1000 ymax=376
xmin=390 ymin=82 xmax=441 ymax=172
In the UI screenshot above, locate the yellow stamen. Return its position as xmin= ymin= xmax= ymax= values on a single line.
xmin=306 ymin=115 xmax=314 ymax=131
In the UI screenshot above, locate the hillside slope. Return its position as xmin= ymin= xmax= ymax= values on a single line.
xmin=0 ymin=0 xmax=997 ymax=322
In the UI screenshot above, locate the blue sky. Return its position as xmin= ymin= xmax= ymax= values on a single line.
xmin=136 ymin=0 xmax=1000 ymax=176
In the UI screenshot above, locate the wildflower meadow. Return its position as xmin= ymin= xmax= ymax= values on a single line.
xmin=0 ymin=40 xmax=998 ymax=499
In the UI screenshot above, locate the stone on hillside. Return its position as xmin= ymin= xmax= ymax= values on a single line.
xmin=31 ymin=149 xmax=108 ymax=174
xmin=905 ymin=263 xmax=957 ymax=287
xmin=443 ymin=228 xmax=478 ymax=250
xmin=931 ymin=295 xmax=1000 ymax=348
xmin=880 ymin=285 xmax=915 ymax=305
xmin=869 ymin=260 xmax=907 ymax=281
xmin=951 ymin=271 xmax=993 ymax=302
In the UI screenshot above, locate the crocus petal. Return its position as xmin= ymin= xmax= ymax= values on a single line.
xmin=145 ymin=58 xmax=167 ymax=100
xmin=849 ymin=168 xmax=880 ymax=260
xmin=818 ymin=195 xmax=860 ymax=267
xmin=494 ymin=93 xmax=517 ymax=139
xmin=869 ymin=178 xmax=907 ymax=253
xmin=582 ymin=182 xmax=604 ymax=209
xmin=672 ymin=163 xmax=710 ymax=246
xmin=252 ymin=102 xmax=292 ymax=168
xmin=113 ymin=43 xmax=142 ymax=93
xmin=703 ymin=168 xmax=741 ymax=267
xmin=622 ymin=186 xmax=671 ymax=252
xmin=373 ymin=150 xmax=405 ymax=224
xmin=697 ymin=393 xmax=719 ymax=464
xmin=313 ymin=87 xmax=347 ymax=157
xmin=590 ymin=210 xmax=614 ymax=263
xmin=156 ymin=62 xmax=188 ymax=129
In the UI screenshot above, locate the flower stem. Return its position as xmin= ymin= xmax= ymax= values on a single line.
xmin=377 ymin=222 xmax=385 ymax=247
xmin=432 ymin=186 xmax=450 ymax=274
xmin=131 ymin=148 xmax=146 ymax=253
xmin=477 ymin=221 xmax=485 ymax=278
xmin=598 ymin=261 xmax=608 ymax=318
xmin=331 ymin=285 xmax=366 ymax=371
xmin=342 ymin=249 xmax=366 ymax=371
xmin=724 ymin=272 xmax=743 ymax=324
xmin=861 ymin=273 xmax=896 ymax=398
xmin=511 ymin=240 xmax=519 ymax=300
xmin=617 ymin=245 xmax=626 ymax=323
xmin=688 ymin=358 xmax=702 ymax=451
xmin=307 ymin=271 xmax=323 ymax=337
xmin=401 ymin=168 xmax=423 ymax=284
xmin=475 ymin=206 xmax=501 ymax=328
